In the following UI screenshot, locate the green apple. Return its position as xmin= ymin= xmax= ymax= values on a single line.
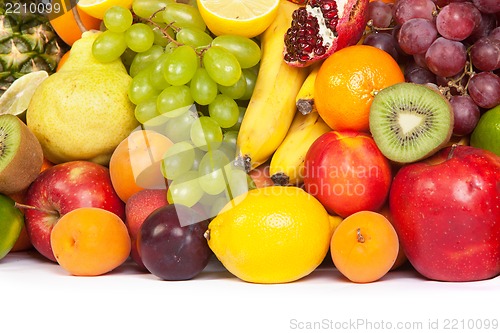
xmin=0 ymin=194 xmax=24 ymax=260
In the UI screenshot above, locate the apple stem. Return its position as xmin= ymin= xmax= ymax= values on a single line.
xmin=356 ymin=228 xmax=365 ymax=243
xmin=447 ymin=144 xmax=458 ymax=160
xmin=14 ymin=202 xmax=60 ymax=216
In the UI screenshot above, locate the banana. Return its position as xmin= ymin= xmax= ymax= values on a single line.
xmin=269 ymin=111 xmax=331 ymax=186
xmin=236 ymin=0 xmax=309 ymax=172
xmin=295 ymin=63 xmax=321 ymax=115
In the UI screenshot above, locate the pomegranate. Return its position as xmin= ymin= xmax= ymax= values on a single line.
xmin=284 ymin=0 xmax=369 ymax=67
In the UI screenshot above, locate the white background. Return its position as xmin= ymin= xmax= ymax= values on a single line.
xmin=1 ymin=251 xmax=498 ymax=333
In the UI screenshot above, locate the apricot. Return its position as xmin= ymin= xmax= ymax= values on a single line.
xmin=50 ymin=207 xmax=131 ymax=276
xmin=330 ymin=210 xmax=399 ymax=283
xmin=109 ymin=130 xmax=173 ymax=202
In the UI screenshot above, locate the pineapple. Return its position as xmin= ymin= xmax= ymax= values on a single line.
xmin=0 ymin=0 xmax=68 ymax=96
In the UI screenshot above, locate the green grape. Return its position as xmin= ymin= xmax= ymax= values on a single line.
xmin=218 ymin=142 xmax=237 ymax=161
xmin=161 ymin=141 xmax=196 ymax=180
xmin=164 ymin=41 xmax=178 ymax=54
xmin=132 ymin=0 xmax=175 ymax=21
xmin=198 ymin=150 xmax=231 ymax=195
xmin=103 ymin=5 xmax=133 ymax=32
xmin=198 ymin=192 xmax=221 ymax=208
xmin=163 ymin=45 xmax=198 ymax=86
xmin=163 ymin=107 xmax=198 ymax=142
xmin=92 ymin=30 xmax=127 ymax=63
xmin=148 ymin=53 xmax=171 ymax=90
xmin=227 ymin=106 xmax=246 ymax=131
xmin=162 ymin=3 xmax=206 ymax=31
xmin=190 ymin=116 xmax=223 ymax=151
xmin=151 ymin=23 xmax=174 ymax=47
xmin=240 ymin=69 xmax=257 ymax=100
xmin=210 ymin=196 xmax=230 ymax=217
xmin=190 ymin=68 xmax=218 ymax=105
xmin=134 ymin=97 xmax=161 ymax=124
xmin=211 ymin=35 xmax=261 ymax=69
xmin=208 ymin=94 xmax=239 ymax=129
xmin=176 ymin=27 xmax=213 ymax=48
xmin=223 ymin=130 xmax=238 ymax=148
xmin=125 ymin=23 xmax=155 ymax=53
xmin=202 ymin=46 xmax=241 ymax=86
xmin=191 ymin=147 xmax=205 ymax=170
xmin=129 ymin=44 xmax=164 ymax=77
xmin=128 ymin=69 xmax=161 ymax=105
xmin=225 ymin=168 xmax=251 ymax=200
xmin=120 ymin=48 xmax=136 ymax=72
xmin=167 ymin=170 xmax=204 ymax=207
xmin=218 ymin=74 xmax=247 ymax=100
xmin=157 ymin=85 xmax=194 ymax=115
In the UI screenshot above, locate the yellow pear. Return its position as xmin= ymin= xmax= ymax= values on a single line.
xmin=26 ymin=31 xmax=139 ymax=165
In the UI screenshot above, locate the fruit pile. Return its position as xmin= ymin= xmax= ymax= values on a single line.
xmin=0 ymin=0 xmax=498 ymax=285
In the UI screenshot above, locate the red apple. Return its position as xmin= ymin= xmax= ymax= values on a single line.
xmin=303 ymin=130 xmax=392 ymax=217
xmin=389 ymin=145 xmax=500 ymax=282
xmin=125 ymin=189 xmax=168 ymax=269
xmin=24 ymin=161 xmax=125 ymax=262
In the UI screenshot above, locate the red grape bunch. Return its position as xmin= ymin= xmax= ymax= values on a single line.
xmin=363 ymin=0 xmax=500 ymax=136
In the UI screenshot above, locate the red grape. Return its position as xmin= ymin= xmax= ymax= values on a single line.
xmin=425 ymin=37 xmax=467 ymax=77
xmin=468 ymin=72 xmax=500 ymax=109
xmin=472 ymin=0 xmax=500 ymax=14
xmin=468 ymin=12 xmax=497 ymax=43
xmin=436 ymin=3 xmax=481 ymax=41
xmin=363 ymin=32 xmax=399 ymax=61
xmin=138 ymin=204 xmax=212 ymax=280
xmin=393 ymin=0 xmax=436 ymax=25
xmin=490 ymin=27 xmax=500 ymax=41
xmin=449 ymin=95 xmax=481 ymax=136
xmin=367 ymin=1 xmax=393 ymax=28
xmin=413 ymin=53 xmax=428 ymax=68
xmin=398 ymin=18 xmax=437 ymax=55
xmin=470 ymin=37 xmax=500 ymax=71
xmin=404 ymin=61 xmax=437 ymax=84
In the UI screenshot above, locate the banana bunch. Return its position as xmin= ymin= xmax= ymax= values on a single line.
xmin=269 ymin=111 xmax=331 ymax=186
xmin=236 ymin=0 xmax=309 ymax=172
xmin=295 ymin=64 xmax=321 ymax=115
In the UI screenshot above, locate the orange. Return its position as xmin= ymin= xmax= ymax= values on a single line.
xmin=49 ymin=7 xmax=102 ymax=46
xmin=314 ymin=45 xmax=405 ymax=133
xmin=56 ymin=51 xmax=70 ymax=72
xmin=50 ymin=207 xmax=131 ymax=276
xmin=109 ymin=130 xmax=173 ymax=203
xmin=330 ymin=210 xmax=399 ymax=283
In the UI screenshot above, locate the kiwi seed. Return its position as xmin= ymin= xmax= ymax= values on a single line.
xmin=369 ymin=83 xmax=453 ymax=164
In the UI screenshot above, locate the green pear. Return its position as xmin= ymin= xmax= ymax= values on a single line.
xmin=26 ymin=31 xmax=139 ymax=165
xmin=0 ymin=194 xmax=24 ymax=260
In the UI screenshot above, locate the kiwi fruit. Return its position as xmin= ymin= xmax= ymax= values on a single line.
xmin=369 ymin=82 xmax=453 ymax=163
xmin=0 ymin=114 xmax=43 ymax=194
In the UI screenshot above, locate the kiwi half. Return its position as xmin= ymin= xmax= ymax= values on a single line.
xmin=0 ymin=114 xmax=43 ymax=194
xmin=369 ymin=83 xmax=453 ymax=163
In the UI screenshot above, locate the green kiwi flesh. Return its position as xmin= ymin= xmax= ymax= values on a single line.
xmin=0 ymin=114 xmax=43 ymax=194
xmin=369 ymin=82 xmax=453 ymax=163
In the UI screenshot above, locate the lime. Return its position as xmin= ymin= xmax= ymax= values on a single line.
xmin=0 ymin=194 xmax=24 ymax=260
xmin=470 ymin=105 xmax=500 ymax=156
xmin=206 ymin=186 xmax=332 ymax=283
xmin=197 ymin=0 xmax=279 ymax=38
xmin=0 ymin=71 xmax=48 ymax=116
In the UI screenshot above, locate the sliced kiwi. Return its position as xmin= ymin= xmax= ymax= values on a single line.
xmin=0 ymin=114 xmax=43 ymax=194
xmin=369 ymin=83 xmax=453 ymax=163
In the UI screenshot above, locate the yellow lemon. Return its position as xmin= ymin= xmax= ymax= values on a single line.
xmin=197 ymin=0 xmax=280 ymax=38
xmin=206 ymin=186 xmax=331 ymax=283
xmin=77 ymin=0 xmax=133 ymax=20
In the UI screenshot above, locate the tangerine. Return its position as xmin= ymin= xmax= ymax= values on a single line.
xmin=314 ymin=45 xmax=404 ymax=133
